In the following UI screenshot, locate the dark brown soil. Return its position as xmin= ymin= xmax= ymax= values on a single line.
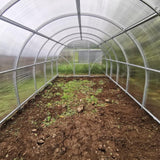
xmin=0 ymin=77 xmax=160 ymax=160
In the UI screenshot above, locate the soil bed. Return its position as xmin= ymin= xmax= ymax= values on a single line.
xmin=0 ymin=77 xmax=160 ymax=160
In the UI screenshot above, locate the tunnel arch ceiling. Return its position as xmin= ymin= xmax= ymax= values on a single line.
xmin=0 ymin=0 xmax=160 ymax=71
xmin=0 ymin=0 xmax=160 ymax=124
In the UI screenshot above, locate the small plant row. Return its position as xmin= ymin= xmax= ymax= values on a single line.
xmin=33 ymin=79 xmax=119 ymax=128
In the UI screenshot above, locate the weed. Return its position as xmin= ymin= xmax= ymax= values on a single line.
xmin=43 ymin=116 xmax=56 ymax=127
xmin=42 ymin=92 xmax=53 ymax=99
xmin=61 ymin=92 xmax=73 ymax=101
xmin=97 ymin=103 xmax=106 ymax=107
xmin=48 ymin=82 xmax=52 ymax=86
xmin=47 ymin=111 xmax=51 ymax=116
xmin=55 ymin=92 xmax=61 ymax=96
xmin=31 ymin=120 xmax=37 ymax=125
xmin=99 ymin=80 xmax=104 ymax=85
xmin=91 ymin=108 xmax=98 ymax=114
xmin=46 ymin=115 xmax=51 ymax=122
xmin=46 ymin=102 xmax=52 ymax=108
xmin=86 ymin=95 xmax=98 ymax=104
xmin=57 ymin=83 xmax=64 ymax=88
xmin=95 ymin=88 xmax=102 ymax=95
xmin=13 ymin=131 xmax=19 ymax=136
xmin=61 ymin=107 xmax=76 ymax=117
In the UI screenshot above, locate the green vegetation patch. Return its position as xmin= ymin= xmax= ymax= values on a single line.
xmin=41 ymin=79 xmax=106 ymax=127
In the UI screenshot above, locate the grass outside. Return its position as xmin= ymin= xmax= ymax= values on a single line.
xmin=0 ymin=83 xmax=17 ymax=119
xmin=58 ymin=63 xmax=106 ymax=75
xmin=0 ymin=75 xmax=45 ymax=120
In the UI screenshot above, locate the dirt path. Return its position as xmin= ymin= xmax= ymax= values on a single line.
xmin=0 ymin=77 xmax=160 ymax=160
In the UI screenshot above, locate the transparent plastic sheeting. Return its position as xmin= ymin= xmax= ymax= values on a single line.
xmin=0 ymin=0 xmax=160 ymax=124
xmin=39 ymin=16 xmax=79 ymax=36
xmin=18 ymin=35 xmax=47 ymax=67
xmin=81 ymin=0 xmax=154 ymax=27
xmin=0 ymin=21 xmax=30 ymax=71
xmin=0 ymin=0 xmax=160 ymax=71
xmin=131 ymin=16 xmax=160 ymax=70
xmin=116 ymin=34 xmax=144 ymax=66
xmin=36 ymin=41 xmax=56 ymax=63
xmin=144 ymin=0 xmax=160 ymax=9
xmin=81 ymin=16 xmax=121 ymax=37
xmin=108 ymin=40 xmax=126 ymax=62
xmin=0 ymin=0 xmax=11 ymax=9
xmin=4 ymin=0 xmax=77 ymax=30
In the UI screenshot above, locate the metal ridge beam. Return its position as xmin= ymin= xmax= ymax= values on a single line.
xmin=75 ymin=0 xmax=82 ymax=40
xmin=0 ymin=0 xmax=20 ymax=16
xmin=139 ymin=0 xmax=160 ymax=16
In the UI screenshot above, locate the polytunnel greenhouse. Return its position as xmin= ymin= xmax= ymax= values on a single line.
xmin=0 ymin=0 xmax=160 ymax=159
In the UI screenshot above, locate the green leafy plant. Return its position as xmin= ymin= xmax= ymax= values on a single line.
xmin=95 ymin=88 xmax=102 ymax=95
xmin=97 ymin=103 xmax=106 ymax=107
xmin=43 ymin=116 xmax=56 ymax=127
xmin=48 ymin=82 xmax=52 ymax=86
xmin=99 ymin=80 xmax=104 ymax=85
xmin=55 ymin=92 xmax=61 ymax=96
xmin=86 ymin=95 xmax=98 ymax=104
xmin=31 ymin=120 xmax=37 ymax=125
xmin=46 ymin=102 xmax=52 ymax=108
xmin=61 ymin=107 xmax=76 ymax=117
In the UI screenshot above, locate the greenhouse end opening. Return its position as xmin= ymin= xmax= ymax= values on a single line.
xmin=0 ymin=0 xmax=160 ymax=159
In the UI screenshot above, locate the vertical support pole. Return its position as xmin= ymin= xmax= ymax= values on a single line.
xmin=102 ymin=45 xmax=112 ymax=77
xmin=51 ymin=61 xmax=53 ymax=78
xmin=110 ymin=60 xmax=112 ymax=78
xmin=126 ymin=65 xmax=130 ymax=92
xmin=105 ymin=59 xmax=108 ymax=76
xmin=44 ymin=62 xmax=47 ymax=83
xmin=113 ymin=38 xmax=130 ymax=92
xmin=127 ymin=32 xmax=148 ymax=107
xmin=142 ymin=69 xmax=149 ymax=106
xmin=33 ymin=65 xmax=37 ymax=91
xmin=88 ymin=43 xmax=90 ymax=76
xmin=116 ymin=63 xmax=119 ymax=83
xmin=73 ymin=50 xmax=75 ymax=76
xmin=88 ymin=53 xmax=90 ymax=76
xmin=106 ymin=49 xmax=112 ymax=78
xmin=13 ymin=70 xmax=20 ymax=106
xmin=56 ymin=59 xmax=58 ymax=75
xmin=111 ymin=48 xmax=119 ymax=83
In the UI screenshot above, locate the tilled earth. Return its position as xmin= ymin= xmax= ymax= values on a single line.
xmin=0 ymin=77 xmax=160 ymax=160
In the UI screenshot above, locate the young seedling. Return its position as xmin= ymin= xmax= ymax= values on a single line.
xmin=46 ymin=102 xmax=52 ymax=108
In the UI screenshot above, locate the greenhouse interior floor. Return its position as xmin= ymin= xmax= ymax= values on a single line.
xmin=0 ymin=77 xmax=160 ymax=160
